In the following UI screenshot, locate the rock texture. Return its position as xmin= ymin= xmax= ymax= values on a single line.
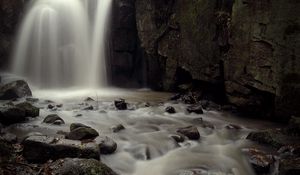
xmin=135 ymin=0 xmax=300 ymax=120
xmin=0 ymin=0 xmax=24 ymax=69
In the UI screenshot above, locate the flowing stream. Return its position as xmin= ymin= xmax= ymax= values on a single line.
xmin=5 ymin=89 xmax=280 ymax=175
xmin=11 ymin=0 xmax=112 ymax=88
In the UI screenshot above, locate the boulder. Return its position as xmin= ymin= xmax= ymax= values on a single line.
xmin=98 ymin=136 xmax=117 ymax=155
xmin=111 ymin=124 xmax=125 ymax=133
xmin=43 ymin=114 xmax=65 ymax=125
xmin=246 ymin=130 xmax=285 ymax=148
xmin=114 ymin=99 xmax=127 ymax=110
xmin=165 ymin=106 xmax=176 ymax=114
xmin=177 ymin=126 xmax=200 ymax=140
xmin=16 ymin=102 xmax=39 ymax=117
xmin=22 ymin=136 xmax=100 ymax=163
xmin=0 ymin=80 xmax=32 ymax=100
xmin=242 ymin=148 xmax=275 ymax=174
xmin=0 ymin=105 xmax=26 ymax=125
xmin=70 ymin=123 xmax=91 ymax=131
xmin=49 ymin=158 xmax=117 ymax=175
xmin=66 ymin=125 xmax=99 ymax=141
xmin=187 ymin=105 xmax=204 ymax=114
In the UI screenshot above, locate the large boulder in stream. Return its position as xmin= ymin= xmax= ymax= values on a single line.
xmin=22 ymin=135 xmax=100 ymax=163
xmin=0 ymin=105 xmax=26 ymax=125
xmin=16 ymin=102 xmax=39 ymax=117
xmin=49 ymin=158 xmax=117 ymax=175
xmin=0 ymin=80 xmax=32 ymax=100
xmin=66 ymin=123 xmax=99 ymax=141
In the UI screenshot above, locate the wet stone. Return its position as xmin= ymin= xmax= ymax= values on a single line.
xmin=114 ymin=98 xmax=127 ymax=110
xmin=111 ymin=124 xmax=125 ymax=133
xmin=16 ymin=102 xmax=39 ymax=118
xmin=170 ymin=134 xmax=185 ymax=143
xmin=242 ymin=148 xmax=275 ymax=174
xmin=49 ymin=158 xmax=117 ymax=175
xmin=177 ymin=126 xmax=200 ymax=140
xmin=0 ymin=80 xmax=32 ymax=100
xmin=48 ymin=104 xmax=55 ymax=109
xmin=165 ymin=106 xmax=176 ymax=114
xmin=43 ymin=114 xmax=65 ymax=125
xmin=0 ymin=105 xmax=26 ymax=125
xmin=22 ymin=135 xmax=100 ymax=163
xmin=246 ymin=130 xmax=292 ymax=148
xmin=70 ymin=123 xmax=91 ymax=131
xmin=66 ymin=125 xmax=99 ymax=141
xmin=98 ymin=136 xmax=117 ymax=154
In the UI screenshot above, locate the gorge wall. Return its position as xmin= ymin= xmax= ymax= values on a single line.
xmin=133 ymin=0 xmax=300 ymax=121
xmin=0 ymin=0 xmax=299 ymax=121
xmin=0 ymin=0 xmax=23 ymax=69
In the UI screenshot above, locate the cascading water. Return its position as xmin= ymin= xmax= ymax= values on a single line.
xmin=11 ymin=0 xmax=112 ymax=88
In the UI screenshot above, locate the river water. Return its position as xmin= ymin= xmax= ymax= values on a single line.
xmin=4 ymin=89 xmax=281 ymax=175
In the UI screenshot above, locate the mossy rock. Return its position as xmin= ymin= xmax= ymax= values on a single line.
xmin=16 ymin=102 xmax=39 ymax=117
xmin=50 ymin=158 xmax=118 ymax=175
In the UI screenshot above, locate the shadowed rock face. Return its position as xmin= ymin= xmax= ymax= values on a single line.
xmin=0 ymin=0 xmax=24 ymax=69
xmin=135 ymin=0 xmax=300 ymax=121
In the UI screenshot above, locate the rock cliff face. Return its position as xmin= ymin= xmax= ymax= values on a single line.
xmin=0 ymin=0 xmax=24 ymax=69
xmin=135 ymin=0 xmax=300 ymax=120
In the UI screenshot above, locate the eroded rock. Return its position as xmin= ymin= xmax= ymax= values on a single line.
xmin=0 ymin=105 xmax=26 ymax=125
xmin=22 ymin=136 xmax=100 ymax=163
xmin=49 ymin=158 xmax=117 ymax=175
xmin=0 ymin=80 xmax=32 ymax=100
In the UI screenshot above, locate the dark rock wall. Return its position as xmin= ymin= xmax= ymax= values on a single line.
xmin=135 ymin=0 xmax=300 ymax=120
xmin=110 ymin=0 xmax=144 ymax=87
xmin=0 ymin=0 xmax=24 ymax=69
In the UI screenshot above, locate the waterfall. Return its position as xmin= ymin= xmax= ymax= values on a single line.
xmin=11 ymin=0 xmax=112 ymax=88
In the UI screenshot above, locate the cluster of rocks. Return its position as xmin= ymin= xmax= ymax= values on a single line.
xmin=245 ymin=116 xmax=300 ymax=175
xmin=0 ymin=80 xmax=118 ymax=175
